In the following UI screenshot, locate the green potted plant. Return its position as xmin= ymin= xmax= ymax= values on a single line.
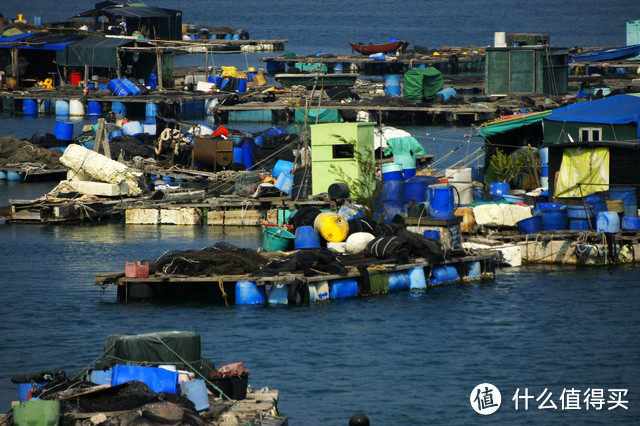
xmin=488 ymin=148 xmax=530 ymax=195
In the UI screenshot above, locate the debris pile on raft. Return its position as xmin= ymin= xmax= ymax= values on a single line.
xmin=0 ymin=136 xmax=63 ymax=169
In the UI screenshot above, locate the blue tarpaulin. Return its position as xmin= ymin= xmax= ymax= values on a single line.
xmin=544 ymin=94 xmax=640 ymax=138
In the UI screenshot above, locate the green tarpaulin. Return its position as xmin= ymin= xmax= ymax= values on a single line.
xmin=64 ymin=36 xmax=132 ymax=68
xmin=476 ymin=110 xmax=552 ymax=138
xmin=403 ymin=67 xmax=444 ymax=101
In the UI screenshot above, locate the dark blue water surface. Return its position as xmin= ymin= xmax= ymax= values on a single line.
xmin=1 ymin=0 xmax=640 ymax=424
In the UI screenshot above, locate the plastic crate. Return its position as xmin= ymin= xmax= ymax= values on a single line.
xmin=125 ymin=261 xmax=149 ymax=278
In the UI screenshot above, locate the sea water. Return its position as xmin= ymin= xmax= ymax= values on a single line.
xmin=1 ymin=0 xmax=640 ymax=424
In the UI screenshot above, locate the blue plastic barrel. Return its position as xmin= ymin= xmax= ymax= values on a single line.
xmin=609 ymin=187 xmax=637 ymax=217
xmin=294 ymin=226 xmax=321 ymax=249
xmin=385 ymin=75 xmax=402 ymax=96
xmin=18 ymin=382 xmax=48 ymax=402
xmin=87 ymin=101 xmax=102 ymax=117
xmin=235 ymin=280 xmax=266 ymax=304
xmin=388 ymin=271 xmax=410 ymax=293
xmin=55 ymin=99 xmax=69 ymax=116
xmin=233 ymin=146 xmax=243 ymax=164
xmin=120 ymin=78 xmax=141 ymax=96
xmin=111 ymin=102 xmax=127 ymax=116
xmin=409 ymin=267 xmax=427 ymax=289
xmin=111 ymin=365 xmax=178 ymax=394
xmin=34 ymin=16 xmax=43 ymax=26
xmin=254 ymin=135 xmax=263 ymax=146
xmin=267 ymin=284 xmax=289 ymax=304
xmin=429 ymin=265 xmax=459 ymax=284
xmin=272 ymin=159 xmax=294 ymax=179
xmin=517 ymin=216 xmax=542 ymax=234
xmin=89 ymin=369 xmax=112 ymax=385
xmin=466 ymin=261 xmax=482 ymax=278
xmin=597 ymin=211 xmax=621 ymax=233
xmin=382 ymin=200 xmax=404 ymax=223
xmin=122 ymin=121 xmax=143 ymax=137
xmin=622 ymin=216 xmax=640 ymax=230
xmin=146 ymin=102 xmax=158 ymax=118
xmin=423 ymin=230 xmax=440 ymax=240
xmin=22 ymin=99 xmax=37 ymax=115
xmin=230 ymin=134 xmax=244 ymax=146
xmin=489 ymin=182 xmax=509 ymax=196
xmin=0 ymin=171 xmax=7 ymax=180
xmin=566 ymin=205 xmax=592 ymax=219
xmin=473 ymin=185 xmax=484 ymax=201
xmin=146 ymin=73 xmax=158 ymax=89
xmin=429 ymin=185 xmax=455 ymax=219
xmin=7 ymin=171 xmax=21 ymax=181
xmin=329 ymin=278 xmax=359 ymax=299
xmin=333 ymin=63 xmax=343 ymax=74
xmin=585 ymin=195 xmax=607 ymax=215
xmin=403 ymin=177 xmax=435 ymax=204
xmin=242 ymin=141 xmax=254 ymax=170
xmin=541 ymin=209 xmax=568 ymax=231
xmin=53 ymin=121 xmax=74 ymax=141
xmin=541 ymin=164 xmax=549 ymax=177
xmin=382 ymin=180 xmax=404 ymax=202
xmin=434 ymin=87 xmax=457 ymax=102
xmin=569 ymin=218 xmax=591 ymax=230
xmin=236 ymin=78 xmax=247 ymax=93
xmin=540 ymin=147 xmax=549 ymax=165
xmin=275 ymin=172 xmax=294 ymax=195
xmin=381 ymin=163 xmax=403 ymax=181
xmin=142 ymin=121 xmax=156 ymax=135
xmin=403 ymin=168 xmax=416 ymax=180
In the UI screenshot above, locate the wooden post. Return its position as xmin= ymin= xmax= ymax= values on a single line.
xmin=84 ymin=64 xmax=89 ymax=88
xmin=11 ymin=47 xmax=19 ymax=86
xmin=156 ymin=47 xmax=164 ymax=91
xmin=93 ymin=118 xmax=111 ymax=159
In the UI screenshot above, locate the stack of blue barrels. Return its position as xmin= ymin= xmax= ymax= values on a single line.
xmin=609 ymin=187 xmax=640 ymax=231
xmin=540 ymin=147 xmax=549 ymax=188
xmin=380 ymin=163 xmax=405 ymax=222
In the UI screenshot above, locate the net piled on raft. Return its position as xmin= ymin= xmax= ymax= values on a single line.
xmin=153 ymin=243 xmax=270 ymax=276
xmin=0 ymin=136 xmax=63 ymax=169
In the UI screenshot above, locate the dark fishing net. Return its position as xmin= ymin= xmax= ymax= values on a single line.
xmin=288 ymin=206 xmax=322 ymax=230
xmin=109 ymin=135 xmax=157 ymax=161
xmin=0 ymin=136 xmax=63 ymax=168
xmin=153 ymin=244 xmax=269 ymax=276
xmin=253 ymin=248 xmax=348 ymax=277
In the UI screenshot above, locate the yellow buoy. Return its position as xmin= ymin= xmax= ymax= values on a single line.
xmin=313 ymin=212 xmax=349 ymax=242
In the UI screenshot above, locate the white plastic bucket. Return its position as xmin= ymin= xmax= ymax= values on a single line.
xmin=122 ymin=121 xmax=143 ymax=136
xmin=69 ymin=99 xmax=85 ymax=116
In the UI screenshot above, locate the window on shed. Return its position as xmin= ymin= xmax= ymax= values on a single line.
xmin=579 ymin=127 xmax=602 ymax=142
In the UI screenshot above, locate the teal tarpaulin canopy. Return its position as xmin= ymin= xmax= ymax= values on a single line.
xmin=403 ymin=67 xmax=443 ymax=101
xmin=476 ymin=110 xmax=552 ymax=138
xmin=64 ymin=36 xmax=133 ymax=68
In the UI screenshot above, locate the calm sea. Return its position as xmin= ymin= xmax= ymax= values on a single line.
xmin=1 ymin=1 xmax=640 ymax=424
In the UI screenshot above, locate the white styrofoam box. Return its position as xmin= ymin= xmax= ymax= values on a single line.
xmin=445 ymin=167 xmax=472 ymax=183
xmin=63 ymin=179 xmax=129 ymax=196
xmin=472 ymin=204 xmax=532 ymax=227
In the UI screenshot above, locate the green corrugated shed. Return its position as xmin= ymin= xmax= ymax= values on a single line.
xmin=485 ymin=46 xmax=568 ymax=95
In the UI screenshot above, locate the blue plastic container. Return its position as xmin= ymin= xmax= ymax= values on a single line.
xmin=434 ymin=87 xmax=457 ymax=102
xmin=403 ymin=168 xmax=416 ymax=180
xmin=180 ymin=379 xmax=210 ymax=412
xmin=263 ymin=226 xmax=294 ymax=252
xmin=423 ymin=230 xmax=440 ymax=240
xmin=540 ymin=147 xmax=549 ymax=165
xmin=111 ymin=365 xmax=178 ymax=394
xmin=429 ymin=186 xmax=455 ymax=219
xmin=566 ymin=205 xmax=592 ymax=219
xmin=22 ymin=99 xmax=37 ymax=115
xmin=517 ymin=216 xmax=542 ymax=234
xmin=329 ymin=278 xmax=359 ymax=299
xmin=333 ymin=62 xmax=343 ymax=74
xmin=536 ymin=202 xmax=564 ymax=212
xmin=146 ymin=73 xmax=158 ymax=89
xmin=111 ymin=101 xmax=127 ymax=116
xmin=233 ymin=146 xmax=243 ymax=164
xmin=569 ymin=218 xmax=591 ymax=230
xmin=403 ymin=179 xmax=431 ymax=204
xmin=87 ymin=101 xmax=102 ymax=117
xmin=275 ymin=172 xmax=293 ymax=195
xmin=146 ymin=102 xmax=158 ymax=118
xmin=381 ymin=163 xmax=403 ymax=181
xmin=268 ymin=284 xmax=289 ymax=304
xmin=142 ymin=121 xmax=156 ymax=135
xmin=489 ymin=182 xmax=509 ymax=196
xmin=622 ymin=216 xmax=640 ymax=230
xmin=242 ymin=141 xmax=254 ymax=170
xmin=597 ymin=211 xmax=621 ymax=233
xmin=473 ymin=185 xmax=484 ymax=201
xmin=585 ymin=195 xmax=607 ymax=215
xmin=409 ymin=267 xmax=427 ymax=289
xmin=236 ymin=78 xmax=247 ymax=93
xmin=122 ymin=121 xmax=143 ymax=137
xmin=235 ymin=280 xmax=266 ymax=305
xmin=89 ymin=369 xmax=112 ymax=385
xmin=385 ymin=75 xmax=402 ymax=96
xmin=429 ymin=265 xmax=459 ymax=284
xmin=609 ymin=187 xmax=637 ymax=207
xmin=294 ymin=226 xmax=321 ymax=249
xmin=120 ymin=78 xmax=141 ymax=96
xmin=382 ymin=180 xmax=404 ymax=202
xmin=254 ymin=135 xmax=263 ymax=146
xmin=0 ymin=171 xmax=7 ymax=180
xmin=272 ymin=159 xmax=294 ymax=179
xmin=541 ymin=164 xmax=549 ymax=177
xmin=382 ymin=200 xmax=404 ymax=223
xmin=18 ymin=382 xmax=48 ymax=402
xmin=7 ymin=171 xmax=21 ymax=181
xmin=388 ymin=271 xmax=410 ymax=293
xmin=55 ymin=99 xmax=69 ymax=116
xmin=541 ymin=209 xmax=568 ymax=231
xmin=466 ymin=261 xmax=481 ymax=278
xmin=53 ymin=121 xmax=73 ymax=141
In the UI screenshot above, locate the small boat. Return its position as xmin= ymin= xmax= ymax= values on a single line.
xmin=275 ymin=72 xmax=359 ymax=88
xmin=348 ymin=40 xmax=409 ymax=55
xmin=570 ymin=44 xmax=640 ymax=62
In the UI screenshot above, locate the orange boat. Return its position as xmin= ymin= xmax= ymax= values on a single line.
xmin=348 ymin=40 xmax=409 ymax=55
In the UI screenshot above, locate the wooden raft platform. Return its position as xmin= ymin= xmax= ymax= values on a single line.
xmin=95 ymin=253 xmax=498 ymax=303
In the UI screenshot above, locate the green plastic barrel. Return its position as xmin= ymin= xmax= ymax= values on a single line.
xmin=13 ymin=400 xmax=60 ymax=426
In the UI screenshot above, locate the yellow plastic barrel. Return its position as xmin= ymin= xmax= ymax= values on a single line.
xmin=313 ymin=212 xmax=349 ymax=242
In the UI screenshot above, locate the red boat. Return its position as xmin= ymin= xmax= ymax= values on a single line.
xmin=348 ymin=40 xmax=409 ymax=55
